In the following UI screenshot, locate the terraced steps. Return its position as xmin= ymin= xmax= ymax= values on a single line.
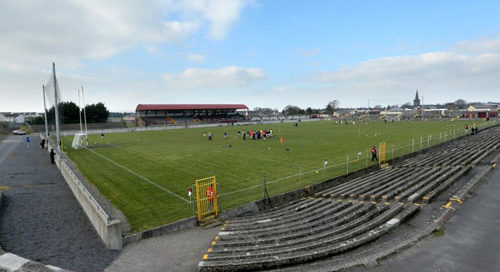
xmin=198 ymin=125 xmax=500 ymax=272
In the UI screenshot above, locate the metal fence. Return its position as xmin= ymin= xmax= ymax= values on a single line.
xmin=217 ymin=119 xmax=499 ymax=209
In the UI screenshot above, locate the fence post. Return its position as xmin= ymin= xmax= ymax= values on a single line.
xmin=365 ymin=149 xmax=368 ymax=168
xmin=322 ymin=163 xmax=325 ymax=180
xmin=439 ymin=132 xmax=442 ymax=142
xmin=420 ymin=137 xmax=423 ymax=149
xmin=346 ymin=154 xmax=349 ymax=175
xmin=299 ymin=165 xmax=302 ymax=186
xmin=391 ymin=144 xmax=394 ymax=160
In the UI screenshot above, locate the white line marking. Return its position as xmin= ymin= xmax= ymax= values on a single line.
xmin=88 ymin=149 xmax=189 ymax=204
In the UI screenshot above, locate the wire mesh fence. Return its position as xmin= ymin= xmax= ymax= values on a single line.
xmin=217 ymin=119 xmax=499 ymax=210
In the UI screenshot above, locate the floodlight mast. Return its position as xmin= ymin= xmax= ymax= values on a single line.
xmin=53 ymin=62 xmax=61 ymax=153
xmin=42 ymin=85 xmax=49 ymax=139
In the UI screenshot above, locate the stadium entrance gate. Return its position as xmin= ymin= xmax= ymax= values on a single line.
xmin=195 ymin=176 xmax=219 ymax=225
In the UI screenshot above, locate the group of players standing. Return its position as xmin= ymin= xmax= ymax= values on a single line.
xmin=206 ymin=129 xmax=275 ymax=141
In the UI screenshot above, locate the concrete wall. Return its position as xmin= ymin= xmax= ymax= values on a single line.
xmin=42 ymin=134 xmax=122 ymax=250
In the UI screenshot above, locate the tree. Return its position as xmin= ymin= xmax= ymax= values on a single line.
xmin=46 ymin=101 xmax=80 ymax=124
xmin=282 ymin=105 xmax=304 ymax=116
xmin=306 ymin=107 xmax=313 ymax=115
xmin=85 ymin=102 xmax=109 ymax=123
xmin=252 ymin=107 xmax=275 ymax=116
xmin=454 ymin=99 xmax=467 ymax=109
xmin=325 ymin=100 xmax=340 ymax=114
xmin=401 ymin=102 xmax=412 ymax=109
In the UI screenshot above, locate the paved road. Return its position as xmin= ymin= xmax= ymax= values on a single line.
xmin=351 ymin=164 xmax=500 ymax=272
xmin=0 ymin=135 xmax=119 ymax=272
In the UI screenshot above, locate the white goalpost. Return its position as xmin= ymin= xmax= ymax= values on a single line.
xmin=72 ymin=86 xmax=88 ymax=149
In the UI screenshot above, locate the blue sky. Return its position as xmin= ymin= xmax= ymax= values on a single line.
xmin=1 ymin=0 xmax=500 ymax=112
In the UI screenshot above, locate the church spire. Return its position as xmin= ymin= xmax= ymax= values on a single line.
xmin=413 ymin=90 xmax=421 ymax=108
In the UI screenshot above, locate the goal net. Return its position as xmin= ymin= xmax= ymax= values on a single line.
xmin=71 ymin=133 xmax=88 ymax=149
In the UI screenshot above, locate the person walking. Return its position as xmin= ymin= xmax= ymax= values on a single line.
xmin=40 ymin=138 xmax=46 ymax=149
xmin=371 ymin=146 xmax=378 ymax=161
xmin=50 ymin=148 xmax=56 ymax=164
xmin=25 ymin=136 xmax=30 ymax=148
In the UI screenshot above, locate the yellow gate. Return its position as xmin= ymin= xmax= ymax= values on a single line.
xmin=195 ymin=176 xmax=218 ymax=223
xmin=379 ymin=142 xmax=386 ymax=165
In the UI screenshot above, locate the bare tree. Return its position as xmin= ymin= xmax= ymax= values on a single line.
xmin=325 ymin=100 xmax=340 ymax=114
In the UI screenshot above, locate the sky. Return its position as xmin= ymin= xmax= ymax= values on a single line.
xmin=1 ymin=0 xmax=500 ymax=112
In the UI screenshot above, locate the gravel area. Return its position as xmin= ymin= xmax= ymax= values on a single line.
xmin=0 ymin=135 xmax=119 ymax=272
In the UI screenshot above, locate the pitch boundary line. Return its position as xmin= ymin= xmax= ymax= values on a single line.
xmin=88 ymin=149 xmax=189 ymax=204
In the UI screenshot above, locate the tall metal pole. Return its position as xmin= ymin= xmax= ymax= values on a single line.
xmin=82 ymin=86 xmax=88 ymax=135
xmin=78 ymin=88 xmax=83 ymax=134
xmin=42 ymin=85 xmax=49 ymax=139
xmin=53 ymin=63 xmax=61 ymax=153
xmin=346 ymin=154 xmax=349 ymax=175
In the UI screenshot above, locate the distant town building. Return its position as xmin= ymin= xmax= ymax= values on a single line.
xmin=413 ymin=90 xmax=421 ymax=108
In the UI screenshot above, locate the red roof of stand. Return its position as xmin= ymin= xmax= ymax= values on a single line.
xmin=136 ymin=104 xmax=249 ymax=111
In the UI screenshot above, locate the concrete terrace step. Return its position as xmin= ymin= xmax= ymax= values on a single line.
xmin=211 ymin=204 xmax=388 ymax=254
xmin=199 ymin=204 xmax=419 ymax=272
xmin=222 ymin=201 xmax=355 ymax=237
xmin=224 ymin=199 xmax=333 ymax=230
xmin=216 ymin=202 xmax=372 ymax=244
xmin=226 ymin=198 xmax=313 ymax=224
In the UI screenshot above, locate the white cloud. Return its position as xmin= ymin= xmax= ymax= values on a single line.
xmin=311 ymin=40 xmax=500 ymax=105
xmin=169 ymin=0 xmax=255 ymax=40
xmin=300 ymin=49 xmax=320 ymax=57
xmin=453 ymin=38 xmax=500 ymax=53
xmin=163 ymin=66 xmax=266 ymax=89
xmin=186 ymin=54 xmax=206 ymax=63
xmin=144 ymin=46 xmax=157 ymax=54
xmin=0 ymin=0 xmax=255 ymax=111
xmin=0 ymin=0 xmax=254 ymax=69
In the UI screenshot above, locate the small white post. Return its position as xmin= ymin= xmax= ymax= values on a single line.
xmin=365 ymin=149 xmax=368 ymax=168
xmin=346 ymin=154 xmax=349 ymax=175
xmin=412 ymin=138 xmax=415 ymax=151
xmin=420 ymin=136 xmax=423 ymax=149
xmin=299 ymin=166 xmax=302 ymax=185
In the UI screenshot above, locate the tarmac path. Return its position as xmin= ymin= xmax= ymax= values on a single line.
xmin=0 ymin=135 xmax=119 ymax=272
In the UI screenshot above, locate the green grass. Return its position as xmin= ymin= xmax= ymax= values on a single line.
xmin=62 ymin=119 xmax=491 ymax=232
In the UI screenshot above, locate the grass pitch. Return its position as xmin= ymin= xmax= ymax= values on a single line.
xmin=62 ymin=120 xmax=486 ymax=231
